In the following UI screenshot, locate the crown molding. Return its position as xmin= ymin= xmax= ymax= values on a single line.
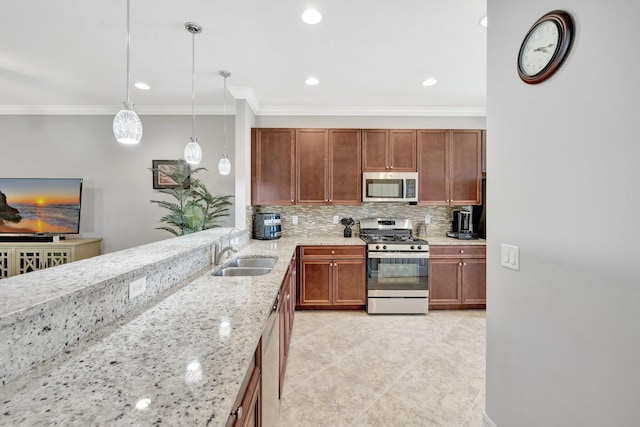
xmin=227 ymin=87 xmax=261 ymax=114
xmin=256 ymin=105 xmax=487 ymax=117
xmin=0 ymin=105 xmax=235 ymax=115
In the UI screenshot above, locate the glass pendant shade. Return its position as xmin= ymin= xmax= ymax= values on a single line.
xmin=184 ymin=137 xmax=202 ymax=165
xmin=113 ymin=103 xmax=143 ymax=144
xmin=218 ymin=154 xmax=231 ymax=175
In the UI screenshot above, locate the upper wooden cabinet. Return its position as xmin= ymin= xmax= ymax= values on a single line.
xmin=293 ymin=129 xmax=362 ymax=205
xmin=417 ymin=129 xmax=482 ymax=205
xmin=251 ymin=128 xmax=296 ymax=205
xmin=362 ymin=129 xmax=417 ymax=172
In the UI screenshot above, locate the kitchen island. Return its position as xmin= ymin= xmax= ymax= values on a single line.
xmin=0 ymin=233 xmax=363 ymax=426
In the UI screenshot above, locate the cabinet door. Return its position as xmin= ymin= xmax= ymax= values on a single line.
xmin=461 ymin=258 xmax=486 ymax=305
xmin=43 ymin=248 xmax=71 ymax=268
xmin=333 ymin=258 xmax=366 ymax=305
xmin=449 ymin=130 xmax=482 ymax=205
xmin=417 ymin=130 xmax=449 ymax=205
xmin=234 ymin=368 xmax=261 ymax=427
xmin=362 ymin=129 xmax=389 ymax=171
xmin=299 ymin=259 xmax=332 ymax=306
xmin=0 ymin=248 xmax=13 ymax=278
xmin=389 ymin=130 xmax=417 ymax=171
xmin=296 ymin=129 xmax=329 ymax=204
xmin=329 ymin=129 xmax=362 ymax=204
xmin=15 ymin=249 xmax=43 ymax=275
xmin=428 ymin=258 xmax=462 ymax=307
xmin=251 ymin=128 xmax=296 ymax=205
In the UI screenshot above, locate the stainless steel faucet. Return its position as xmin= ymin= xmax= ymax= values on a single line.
xmin=214 ymin=228 xmax=241 ymax=265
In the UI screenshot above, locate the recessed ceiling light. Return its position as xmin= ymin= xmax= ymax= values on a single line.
xmin=302 ymin=8 xmax=322 ymax=24
xmin=421 ymin=78 xmax=438 ymax=87
xmin=305 ymin=77 xmax=319 ymax=86
xmin=134 ymin=82 xmax=151 ymax=90
xmin=480 ymin=16 xmax=488 ymax=27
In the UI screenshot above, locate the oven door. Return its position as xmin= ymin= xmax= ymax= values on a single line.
xmin=367 ymin=252 xmax=428 ymax=297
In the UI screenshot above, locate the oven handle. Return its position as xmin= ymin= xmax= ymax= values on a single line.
xmin=368 ymin=252 xmax=429 ymax=259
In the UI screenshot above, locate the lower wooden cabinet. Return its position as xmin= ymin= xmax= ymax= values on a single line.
xmin=298 ymin=246 xmax=365 ymax=309
xmin=227 ymin=340 xmax=261 ymax=427
xmin=0 ymin=238 xmax=102 ymax=279
xmin=429 ymin=245 xmax=486 ymax=309
xmin=279 ymin=251 xmax=296 ymax=397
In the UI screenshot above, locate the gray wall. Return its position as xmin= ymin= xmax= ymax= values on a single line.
xmin=486 ymin=1 xmax=640 ymax=426
xmin=0 ymin=115 xmax=235 ymax=253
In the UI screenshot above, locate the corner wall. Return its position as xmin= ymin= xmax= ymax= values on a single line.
xmin=486 ymin=1 xmax=640 ymax=426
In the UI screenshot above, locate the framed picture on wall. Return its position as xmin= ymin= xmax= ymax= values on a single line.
xmin=152 ymin=160 xmax=191 ymax=189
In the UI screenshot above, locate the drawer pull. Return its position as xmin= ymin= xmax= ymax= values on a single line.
xmin=460 ymin=250 xmax=464 ymax=254
xmin=232 ymin=405 xmax=243 ymax=419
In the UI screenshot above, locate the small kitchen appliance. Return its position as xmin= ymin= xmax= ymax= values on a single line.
xmin=447 ymin=210 xmax=479 ymax=240
xmin=253 ymin=213 xmax=282 ymax=240
xmin=360 ymin=218 xmax=429 ymax=314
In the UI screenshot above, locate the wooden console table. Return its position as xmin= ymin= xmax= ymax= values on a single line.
xmin=0 ymin=238 xmax=102 ymax=279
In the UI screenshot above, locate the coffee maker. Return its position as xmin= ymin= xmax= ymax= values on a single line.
xmin=253 ymin=213 xmax=282 ymax=240
xmin=447 ymin=210 xmax=479 ymax=239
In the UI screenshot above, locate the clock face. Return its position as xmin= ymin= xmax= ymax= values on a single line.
xmin=517 ymin=10 xmax=574 ymax=84
xmin=519 ymin=20 xmax=560 ymax=76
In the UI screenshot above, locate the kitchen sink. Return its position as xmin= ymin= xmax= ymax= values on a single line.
xmin=226 ymin=256 xmax=278 ymax=268
xmin=213 ymin=267 xmax=272 ymax=277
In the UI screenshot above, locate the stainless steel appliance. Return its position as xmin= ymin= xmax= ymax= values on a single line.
xmin=362 ymin=172 xmax=418 ymax=203
xmin=360 ymin=218 xmax=429 ymax=314
xmin=262 ymin=295 xmax=280 ymax=426
xmin=253 ymin=213 xmax=282 ymax=240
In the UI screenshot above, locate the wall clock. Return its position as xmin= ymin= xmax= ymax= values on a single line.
xmin=517 ymin=10 xmax=575 ymax=84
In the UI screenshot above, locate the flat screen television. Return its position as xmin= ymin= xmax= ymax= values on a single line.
xmin=0 ymin=178 xmax=83 ymax=235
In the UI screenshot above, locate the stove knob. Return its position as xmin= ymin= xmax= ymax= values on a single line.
xmin=417 ymin=245 xmax=422 ymax=250
xmin=410 ymin=245 xmax=415 ymax=250
xmin=383 ymin=245 xmax=387 ymax=250
xmin=376 ymin=245 xmax=380 ymax=250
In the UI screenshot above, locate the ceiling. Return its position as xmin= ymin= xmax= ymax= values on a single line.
xmin=0 ymin=0 xmax=487 ymax=116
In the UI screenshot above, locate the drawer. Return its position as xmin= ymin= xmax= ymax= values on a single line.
xmin=429 ymin=245 xmax=486 ymax=259
xmin=300 ymin=246 xmax=364 ymax=259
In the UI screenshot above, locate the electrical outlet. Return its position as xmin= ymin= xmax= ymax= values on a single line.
xmin=292 ymin=215 xmax=298 ymax=225
xmin=333 ymin=215 xmax=339 ymax=224
xmin=424 ymin=214 xmax=431 ymax=224
xmin=129 ymin=277 xmax=147 ymax=299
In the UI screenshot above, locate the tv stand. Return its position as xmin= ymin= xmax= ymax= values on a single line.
xmin=0 ymin=235 xmax=66 ymax=243
xmin=0 ymin=238 xmax=102 ymax=278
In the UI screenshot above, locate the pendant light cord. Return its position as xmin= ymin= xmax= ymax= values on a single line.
xmin=191 ymin=31 xmax=196 ymax=139
xmin=222 ymin=75 xmax=227 ymax=154
xmin=126 ymin=0 xmax=131 ymax=106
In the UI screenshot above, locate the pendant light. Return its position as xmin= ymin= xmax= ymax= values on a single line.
xmin=184 ymin=22 xmax=203 ymax=165
xmin=113 ymin=0 xmax=143 ymax=145
xmin=218 ymin=70 xmax=232 ymax=175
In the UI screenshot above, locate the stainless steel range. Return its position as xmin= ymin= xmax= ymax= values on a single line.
xmin=360 ymin=218 xmax=429 ymax=314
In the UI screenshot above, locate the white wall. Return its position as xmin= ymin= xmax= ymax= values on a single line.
xmin=0 ymin=115 xmax=235 ymax=253
xmin=486 ymin=1 xmax=640 ymax=426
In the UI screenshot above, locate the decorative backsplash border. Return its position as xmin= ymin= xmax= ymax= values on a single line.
xmin=246 ymin=204 xmax=471 ymax=240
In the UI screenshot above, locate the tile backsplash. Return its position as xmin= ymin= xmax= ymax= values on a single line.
xmin=247 ymin=204 xmax=471 ymax=239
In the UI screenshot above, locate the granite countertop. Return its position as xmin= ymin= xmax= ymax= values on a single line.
xmin=426 ymin=236 xmax=486 ymax=246
xmin=0 ymin=236 xmax=362 ymax=426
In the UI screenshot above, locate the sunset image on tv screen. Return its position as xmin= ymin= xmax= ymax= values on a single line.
xmin=0 ymin=178 xmax=82 ymax=234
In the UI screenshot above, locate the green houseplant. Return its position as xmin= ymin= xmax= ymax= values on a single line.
xmin=150 ymin=160 xmax=232 ymax=236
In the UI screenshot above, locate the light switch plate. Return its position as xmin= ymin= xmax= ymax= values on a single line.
xmin=292 ymin=215 xmax=298 ymax=225
xmin=501 ymin=244 xmax=520 ymax=271
xmin=333 ymin=215 xmax=339 ymax=224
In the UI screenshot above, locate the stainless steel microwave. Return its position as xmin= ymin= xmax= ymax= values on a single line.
xmin=362 ymin=172 xmax=419 ymax=203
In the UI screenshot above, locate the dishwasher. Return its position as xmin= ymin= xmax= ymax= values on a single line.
xmin=262 ymin=295 xmax=280 ymax=426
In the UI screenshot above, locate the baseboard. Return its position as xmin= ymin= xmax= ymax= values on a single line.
xmin=483 ymin=412 xmax=497 ymax=427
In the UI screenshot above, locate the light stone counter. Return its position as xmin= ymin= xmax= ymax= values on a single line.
xmin=426 ymin=236 xmax=487 ymax=246
xmin=0 ymin=236 xmax=362 ymax=426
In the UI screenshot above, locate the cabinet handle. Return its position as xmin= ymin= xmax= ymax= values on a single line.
xmin=390 ymin=165 xmax=394 ymax=169
xmin=331 ymin=250 xmax=335 ymax=255
xmin=291 ymin=199 xmax=294 ymax=203
xmin=232 ymin=405 xmax=243 ymax=420
xmin=459 ymin=262 xmax=463 ymax=266
xmin=329 ymin=199 xmax=332 ymax=202
xmin=463 ymin=263 xmax=467 ymax=266
xmin=460 ymin=250 xmax=464 ymax=254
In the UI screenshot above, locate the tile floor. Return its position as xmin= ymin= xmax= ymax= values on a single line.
xmin=277 ymin=310 xmax=486 ymax=427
